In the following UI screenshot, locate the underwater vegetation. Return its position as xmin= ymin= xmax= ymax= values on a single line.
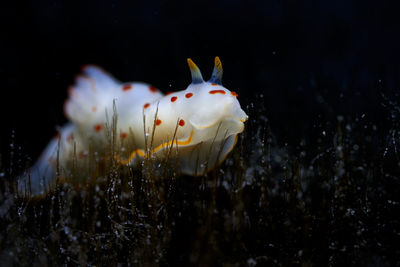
xmin=1 ymin=93 xmax=400 ymax=266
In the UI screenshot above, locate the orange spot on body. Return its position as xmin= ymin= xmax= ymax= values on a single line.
xmin=156 ymin=119 xmax=162 ymax=126
xmin=120 ymin=132 xmax=128 ymax=139
xmin=185 ymin=92 xmax=193 ymax=98
xmin=231 ymin=91 xmax=238 ymax=97
xmin=92 ymin=106 xmax=97 ymax=112
xmin=171 ymin=96 xmax=178 ymax=102
xmin=122 ymin=84 xmax=132 ymax=91
xmin=166 ymin=91 xmax=173 ymax=96
xmin=94 ymin=124 xmax=103 ymax=132
xmin=211 ymin=83 xmax=218 ymax=86
xmin=209 ymin=90 xmax=226 ymax=95
xmin=149 ymin=86 xmax=157 ymax=93
xmin=78 ymin=151 xmax=87 ymax=158
xmin=144 ymin=103 xmax=150 ymax=109
xmin=67 ymin=133 xmax=74 ymax=143
xmin=179 ymin=119 xmax=185 ymax=126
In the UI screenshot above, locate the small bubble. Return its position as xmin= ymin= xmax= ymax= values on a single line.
xmin=64 ymin=227 xmax=70 ymax=235
xmin=247 ymin=258 xmax=257 ymax=266
xmin=298 ymin=250 xmax=303 ymax=257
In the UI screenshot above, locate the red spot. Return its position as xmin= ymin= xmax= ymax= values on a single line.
xmin=67 ymin=133 xmax=74 ymax=143
xmin=92 ymin=106 xmax=97 ymax=112
xmin=94 ymin=124 xmax=103 ymax=132
xmin=149 ymin=86 xmax=157 ymax=93
xmin=185 ymin=92 xmax=193 ymax=98
xmin=166 ymin=91 xmax=173 ymax=96
xmin=78 ymin=151 xmax=87 ymax=158
xmin=171 ymin=96 xmax=178 ymax=102
xmin=179 ymin=119 xmax=185 ymax=126
xmin=120 ymin=132 xmax=128 ymax=139
xmin=211 ymin=83 xmax=218 ymax=86
xmin=209 ymin=90 xmax=226 ymax=95
xmin=143 ymin=103 xmax=150 ymax=109
xmin=230 ymin=91 xmax=238 ymax=97
xmin=156 ymin=119 xmax=162 ymax=126
xmin=122 ymin=84 xmax=132 ymax=91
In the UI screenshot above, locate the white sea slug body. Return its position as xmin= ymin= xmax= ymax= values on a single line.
xmin=18 ymin=57 xmax=248 ymax=196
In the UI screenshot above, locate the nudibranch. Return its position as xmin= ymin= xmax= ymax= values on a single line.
xmin=18 ymin=57 xmax=248 ymax=196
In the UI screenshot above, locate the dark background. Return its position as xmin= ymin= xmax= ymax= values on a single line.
xmin=2 ymin=1 xmax=400 ymax=265
xmin=1 ymin=0 xmax=400 ymax=161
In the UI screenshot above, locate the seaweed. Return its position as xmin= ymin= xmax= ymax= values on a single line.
xmin=0 ymin=93 xmax=399 ymax=266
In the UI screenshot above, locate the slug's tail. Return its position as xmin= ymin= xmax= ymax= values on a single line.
xmin=18 ymin=123 xmax=77 ymax=197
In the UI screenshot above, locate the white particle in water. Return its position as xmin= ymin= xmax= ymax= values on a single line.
xmin=346 ymin=208 xmax=355 ymax=216
xmin=247 ymin=258 xmax=257 ymax=266
xmin=298 ymin=250 xmax=303 ymax=257
xmin=64 ymin=226 xmax=70 ymax=235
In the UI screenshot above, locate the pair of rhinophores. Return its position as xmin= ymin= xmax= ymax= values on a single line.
xmin=18 ymin=57 xmax=248 ymax=196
